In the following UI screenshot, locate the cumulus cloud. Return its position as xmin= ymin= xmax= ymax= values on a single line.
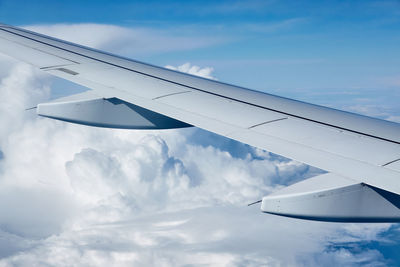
xmin=165 ymin=63 xmax=216 ymax=80
xmin=0 ymin=24 xmax=398 ymax=266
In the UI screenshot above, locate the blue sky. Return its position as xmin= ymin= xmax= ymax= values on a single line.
xmin=0 ymin=0 xmax=400 ymax=266
xmin=1 ymin=0 xmax=400 ymax=100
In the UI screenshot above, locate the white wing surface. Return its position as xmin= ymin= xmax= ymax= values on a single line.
xmin=1 ymin=24 xmax=399 ymax=222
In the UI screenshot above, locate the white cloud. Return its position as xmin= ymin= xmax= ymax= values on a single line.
xmin=165 ymin=63 xmax=216 ymax=80
xmin=25 ymin=24 xmax=225 ymax=57
xmin=0 ymin=64 xmax=50 ymax=141
xmin=0 ymin=24 xmax=397 ymax=266
xmin=344 ymin=104 xmax=400 ymax=123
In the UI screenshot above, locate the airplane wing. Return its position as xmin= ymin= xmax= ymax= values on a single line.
xmin=1 ymin=23 xmax=399 ymax=222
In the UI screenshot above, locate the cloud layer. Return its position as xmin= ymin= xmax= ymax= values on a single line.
xmin=25 ymin=24 xmax=225 ymax=57
xmin=0 ymin=24 xmax=398 ymax=266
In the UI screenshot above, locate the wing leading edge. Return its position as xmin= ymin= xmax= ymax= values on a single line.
xmin=1 ymin=23 xmax=399 ymax=222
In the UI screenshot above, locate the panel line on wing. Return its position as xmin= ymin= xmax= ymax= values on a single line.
xmin=383 ymin=158 xmax=400 ymax=167
xmin=40 ymin=64 xmax=77 ymax=70
xmin=152 ymin=91 xmax=191 ymax=100
xmin=248 ymin=117 xmax=288 ymax=129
